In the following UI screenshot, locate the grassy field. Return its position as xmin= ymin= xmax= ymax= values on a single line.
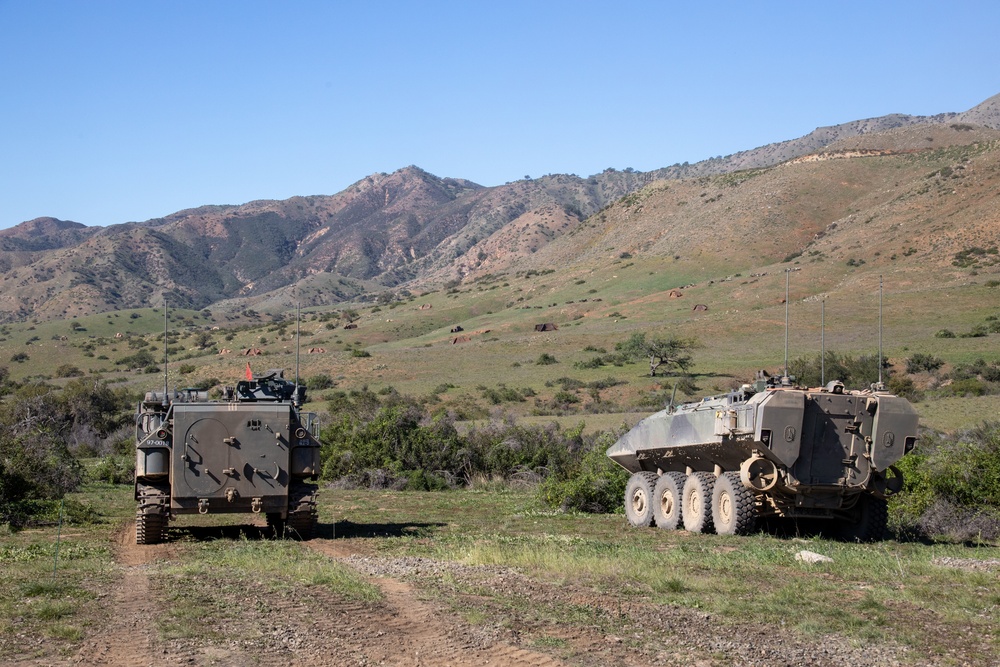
xmin=2 ymin=482 xmax=998 ymax=665
xmin=2 ymin=251 xmax=999 ymax=437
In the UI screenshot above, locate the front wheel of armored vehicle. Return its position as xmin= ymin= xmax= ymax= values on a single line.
xmin=652 ymin=472 xmax=686 ymax=530
xmin=624 ymin=472 xmax=658 ymax=527
xmin=712 ymin=472 xmax=757 ymax=536
xmin=682 ymin=472 xmax=716 ymax=534
xmin=838 ymin=495 xmax=888 ymax=542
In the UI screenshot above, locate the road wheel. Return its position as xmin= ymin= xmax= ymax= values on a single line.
xmin=838 ymin=495 xmax=888 ymax=542
xmin=712 ymin=471 xmax=757 ymax=535
xmin=624 ymin=471 xmax=658 ymax=527
xmin=136 ymin=510 xmax=164 ymax=545
xmin=652 ymin=472 xmax=686 ymax=530
xmin=682 ymin=472 xmax=716 ymax=534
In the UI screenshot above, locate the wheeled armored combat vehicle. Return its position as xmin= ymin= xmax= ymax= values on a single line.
xmin=607 ymin=374 xmax=919 ymax=541
xmin=133 ymin=369 xmax=321 ymax=544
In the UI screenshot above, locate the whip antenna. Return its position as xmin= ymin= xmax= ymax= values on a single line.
xmin=162 ymin=298 xmax=169 ymax=407
xmin=821 ymin=298 xmax=826 ymax=386
xmin=784 ymin=269 xmax=790 ymax=380
xmin=878 ymin=275 xmax=884 ymax=390
xmin=294 ymin=302 xmax=301 ymax=406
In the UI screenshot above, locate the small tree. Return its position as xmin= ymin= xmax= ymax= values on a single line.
xmin=193 ymin=331 xmax=213 ymax=349
xmin=615 ymin=332 xmax=696 ymax=377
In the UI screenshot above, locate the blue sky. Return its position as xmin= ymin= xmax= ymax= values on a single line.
xmin=2 ymin=0 xmax=998 ymax=230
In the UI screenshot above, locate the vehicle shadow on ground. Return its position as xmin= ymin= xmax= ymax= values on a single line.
xmin=158 ymin=520 xmax=445 ymax=543
xmin=168 ymin=523 xmax=276 ymax=542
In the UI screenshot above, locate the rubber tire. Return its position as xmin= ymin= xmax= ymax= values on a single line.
xmin=838 ymin=495 xmax=888 ymax=543
xmin=624 ymin=472 xmax=658 ymax=527
xmin=712 ymin=471 xmax=757 ymax=536
xmin=682 ymin=472 xmax=716 ymax=534
xmin=136 ymin=511 xmax=164 ymax=545
xmin=652 ymin=472 xmax=686 ymax=530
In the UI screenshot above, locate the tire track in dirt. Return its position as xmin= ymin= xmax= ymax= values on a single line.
xmin=72 ymin=520 xmax=174 ymax=667
xmin=307 ymin=539 xmax=568 ymax=667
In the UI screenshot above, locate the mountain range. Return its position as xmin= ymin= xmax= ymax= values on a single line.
xmin=2 ymin=93 xmax=999 ymax=323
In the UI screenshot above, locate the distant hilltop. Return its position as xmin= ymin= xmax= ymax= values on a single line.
xmin=1 ymin=92 xmax=998 ymax=322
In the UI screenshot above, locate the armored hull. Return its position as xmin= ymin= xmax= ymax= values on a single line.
xmin=607 ymin=378 xmax=919 ymax=540
xmin=133 ymin=370 xmax=321 ymax=544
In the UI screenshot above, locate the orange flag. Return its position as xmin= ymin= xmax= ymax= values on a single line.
xmin=245 ymin=361 xmax=252 ymax=380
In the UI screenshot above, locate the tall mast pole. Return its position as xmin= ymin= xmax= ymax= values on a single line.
xmin=784 ymin=269 xmax=789 ymax=379
xmin=821 ymin=298 xmax=826 ymax=386
xmin=162 ymin=298 xmax=168 ymax=407
xmin=878 ymin=275 xmax=884 ymax=389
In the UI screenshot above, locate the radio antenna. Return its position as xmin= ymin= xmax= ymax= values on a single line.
xmin=162 ymin=298 xmax=169 ymax=408
xmin=294 ymin=302 xmax=301 ymax=407
xmin=877 ymin=275 xmax=884 ymax=390
xmin=783 ymin=269 xmax=790 ymax=380
xmin=821 ymin=298 xmax=826 ymax=386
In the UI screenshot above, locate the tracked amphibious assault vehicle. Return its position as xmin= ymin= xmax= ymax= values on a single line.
xmin=133 ymin=369 xmax=321 ymax=544
xmin=607 ymin=373 xmax=919 ymax=540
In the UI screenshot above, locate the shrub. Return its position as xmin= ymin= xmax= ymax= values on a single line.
xmin=351 ymin=349 xmax=371 ymax=358
xmin=890 ymin=421 xmax=1000 ymax=542
xmin=944 ymin=378 xmax=987 ymax=397
xmin=539 ymin=431 xmax=629 ymax=513
xmin=90 ymin=454 xmax=134 ymax=485
xmin=552 ymin=377 xmax=585 ymax=391
xmin=306 ymin=374 xmax=335 ymax=390
xmin=934 ymin=329 xmax=956 ymax=339
xmin=320 ymin=391 xmax=589 ymax=489
xmin=888 ymin=376 xmax=921 ymax=401
xmin=55 ymin=364 xmax=84 ymax=378
xmin=905 ymin=353 xmax=944 ymax=374
xmin=788 ymin=351 xmax=889 ymax=388
xmin=116 ymin=349 xmax=157 ymax=368
xmin=959 ymin=324 xmax=990 ymax=338
xmin=536 ymin=353 xmax=558 ymax=365
xmin=480 ymin=384 xmax=529 ymax=404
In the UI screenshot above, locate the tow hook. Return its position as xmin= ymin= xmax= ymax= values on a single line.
xmin=198 ymin=498 xmax=209 ymax=514
xmin=251 ymin=498 xmax=263 ymax=513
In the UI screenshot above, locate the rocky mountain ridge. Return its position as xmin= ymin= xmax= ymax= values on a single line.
xmin=2 ymin=93 xmax=999 ymax=322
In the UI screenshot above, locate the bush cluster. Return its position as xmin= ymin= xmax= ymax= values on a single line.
xmin=890 ymin=421 xmax=1000 ymax=543
xmin=319 ymin=388 xmax=616 ymax=503
xmin=787 ymin=351 xmax=890 ymax=389
xmin=1 ymin=378 xmax=133 ymax=528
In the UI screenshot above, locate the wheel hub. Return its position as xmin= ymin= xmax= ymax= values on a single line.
xmin=719 ymin=492 xmax=733 ymax=525
xmin=631 ymin=489 xmax=647 ymax=515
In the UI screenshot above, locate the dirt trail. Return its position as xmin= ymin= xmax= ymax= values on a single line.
xmin=63 ymin=524 xmax=566 ymax=667
xmin=306 ymin=539 xmax=568 ymax=667
xmin=72 ymin=521 xmax=174 ymax=666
